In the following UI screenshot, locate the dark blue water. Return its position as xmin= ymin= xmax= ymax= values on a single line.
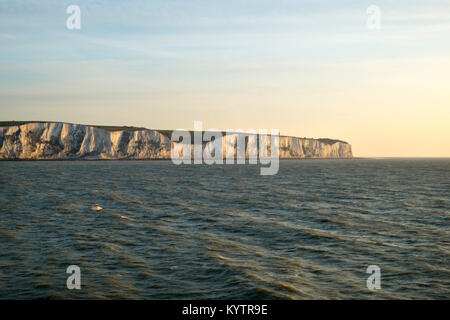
xmin=0 ymin=159 xmax=449 ymax=299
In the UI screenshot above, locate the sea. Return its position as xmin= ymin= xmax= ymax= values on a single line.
xmin=0 ymin=159 xmax=448 ymax=299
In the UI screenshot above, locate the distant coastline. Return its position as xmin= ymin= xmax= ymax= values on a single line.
xmin=0 ymin=121 xmax=353 ymax=160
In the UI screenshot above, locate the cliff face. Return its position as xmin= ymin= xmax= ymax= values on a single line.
xmin=279 ymin=136 xmax=353 ymax=159
xmin=0 ymin=122 xmax=352 ymax=160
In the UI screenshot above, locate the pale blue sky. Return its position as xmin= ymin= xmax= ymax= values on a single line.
xmin=1 ymin=0 xmax=450 ymax=156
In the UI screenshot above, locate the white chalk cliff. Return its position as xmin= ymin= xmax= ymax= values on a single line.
xmin=0 ymin=122 xmax=352 ymax=160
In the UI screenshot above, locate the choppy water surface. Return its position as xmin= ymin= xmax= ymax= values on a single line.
xmin=0 ymin=159 xmax=448 ymax=299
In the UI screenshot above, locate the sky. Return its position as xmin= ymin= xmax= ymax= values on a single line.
xmin=1 ymin=0 xmax=449 ymax=157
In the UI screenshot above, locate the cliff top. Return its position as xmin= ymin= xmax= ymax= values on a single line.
xmin=0 ymin=121 xmax=348 ymax=145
